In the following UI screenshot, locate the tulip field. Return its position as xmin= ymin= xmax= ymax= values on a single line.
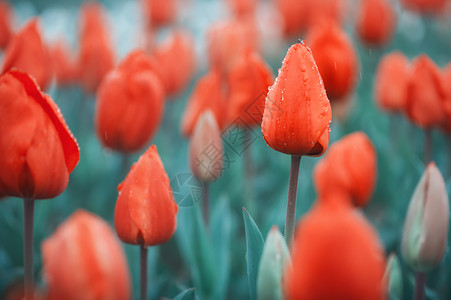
xmin=1 ymin=0 xmax=451 ymax=299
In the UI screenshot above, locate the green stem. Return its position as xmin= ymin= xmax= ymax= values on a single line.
xmin=202 ymin=181 xmax=209 ymax=227
xmin=140 ymin=244 xmax=148 ymax=300
xmin=243 ymin=129 xmax=254 ymax=215
xmin=424 ymin=129 xmax=432 ymax=164
xmin=23 ymin=198 xmax=34 ymax=300
xmin=414 ymin=272 xmax=426 ymax=300
xmin=284 ymin=155 xmax=301 ymax=246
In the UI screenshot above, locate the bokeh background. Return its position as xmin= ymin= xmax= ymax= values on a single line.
xmin=1 ymin=0 xmax=451 ymax=299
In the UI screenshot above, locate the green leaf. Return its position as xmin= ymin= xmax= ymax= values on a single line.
xmin=243 ymin=208 xmax=264 ymax=300
xmin=173 ymin=288 xmax=198 ymax=300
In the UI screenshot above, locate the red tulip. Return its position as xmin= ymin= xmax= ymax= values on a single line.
xmin=95 ymin=50 xmax=164 ymax=153
xmin=181 ymin=70 xmax=226 ymax=137
xmin=441 ymin=64 xmax=451 ymax=133
xmin=227 ymin=51 xmax=274 ymax=127
xmin=153 ymin=30 xmax=196 ymax=97
xmin=284 ymin=194 xmax=386 ymax=300
xmin=0 ymin=70 xmax=79 ymax=200
xmin=42 ymin=210 xmax=131 ymax=300
xmin=227 ymin=0 xmax=257 ymax=17
xmin=307 ymin=21 xmax=358 ymax=101
xmin=1 ymin=281 xmax=44 ymax=300
xmin=405 ymin=55 xmax=446 ymax=128
xmin=207 ymin=19 xmax=258 ymax=74
xmin=78 ymin=2 xmax=115 ymax=94
xmin=356 ymin=0 xmax=395 ymax=47
xmin=115 ymin=145 xmax=178 ymax=246
xmin=0 ymin=0 xmax=12 ymax=49
xmin=142 ymin=0 xmax=176 ymax=28
xmin=401 ymin=0 xmax=447 ymax=14
xmin=273 ymin=0 xmax=308 ymax=36
xmin=261 ymin=41 xmax=331 ymax=156
xmin=314 ymin=132 xmax=377 ymax=207
xmin=1 ymin=18 xmax=51 ymax=91
xmin=374 ymin=52 xmax=410 ymax=113
xmin=189 ymin=110 xmax=224 ymax=182
xmin=51 ymin=40 xmax=79 ymax=86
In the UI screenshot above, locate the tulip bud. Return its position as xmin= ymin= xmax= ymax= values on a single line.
xmin=307 ymin=21 xmax=358 ymax=101
xmin=142 ymin=0 xmax=177 ymax=28
xmin=181 ymin=70 xmax=225 ymax=137
xmin=402 ymin=162 xmax=449 ymax=272
xmin=42 ymin=210 xmax=131 ymax=300
xmin=1 ymin=18 xmax=51 ymax=91
xmin=401 ymin=0 xmax=447 ymax=15
xmin=0 ymin=70 xmax=79 ymax=200
xmin=257 ymin=226 xmax=291 ymax=300
xmin=189 ymin=110 xmax=224 ymax=182
xmin=115 ymin=145 xmax=178 ymax=246
xmin=261 ymin=41 xmax=331 ymax=157
xmin=0 ymin=1 xmax=12 ymax=49
xmin=383 ymin=253 xmax=403 ymax=299
xmin=356 ymin=0 xmax=395 ymax=47
xmin=227 ymin=0 xmax=256 ymax=17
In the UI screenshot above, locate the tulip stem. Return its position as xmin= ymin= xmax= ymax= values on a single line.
xmin=202 ymin=181 xmax=209 ymax=226
xmin=284 ymin=155 xmax=301 ymax=246
xmin=424 ymin=129 xmax=432 ymax=164
xmin=121 ymin=154 xmax=130 ymax=177
xmin=23 ymin=198 xmax=34 ymax=300
xmin=243 ymin=129 xmax=254 ymax=216
xmin=140 ymin=244 xmax=148 ymax=300
xmin=414 ymin=272 xmax=426 ymax=300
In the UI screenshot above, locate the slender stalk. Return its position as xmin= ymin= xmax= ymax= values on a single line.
xmin=284 ymin=155 xmax=302 ymax=246
xmin=414 ymin=272 xmax=426 ymax=300
xmin=23 ymin=198 xmax=34 ymax=300
xmin=243 ymin=129 xmax=254 ymax=215
xmin=424 ymin=129 xmax=432 ymax=164
xmin=121 ymin=154 xmax=130 ymax=177
xmin=140 ymin=244 xmax=148 ymax=300
xmin=202 ymin=181 xmax=209 ymax=226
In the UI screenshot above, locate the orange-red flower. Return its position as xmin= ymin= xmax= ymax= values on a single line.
xmin=401 ymin=0 xmax=447 ymax=14
xmin=142 ymin=0 xmax=176 ymax=28
xmin=356 ymin=0 xmax=395 ymax=47
xmin=78 ymin=2 xmax=115 ymax=94
xmin=153 ymin=30 xmax=195 ymax=97
xmin=227 ymin=0 xmax=257 ymax=17
xmin=1 ymin=19 xmax=51 ymax=91
xmin=273 ymin=0 xmax=307 ymax=36
xmin=374 ymin=52 xmax=410 ymax=113
xmin=95 ymin=50 xmax=164 ymax=153
xmin=189 ymin=110 xmax=224 ymax=182
xmin=307 ymin=21 xmax=358 ymax=101
xmin=284 ymin=194 xmax=386 ymax=300
xmin=405 ymin=55 xmax=446 ymax=128
xmin=261 ymin=42 xmax=331 ymax=156
xmin=207 ymin=19 xmax=258 ymax=74
xmin=51 ymin=40 xmax=79 ymax=86
xmin=227 ymin=51 xmax=274 ymax=127
xmin=314 ymin=132 xmax=377 ymax=207
xmin=0 ymin=70 xmax=79 ymax=200
xmin=181 ymin=70 xmax=226 ymax=137
xmin=42 ymin=210 xmax=131 ymax=300
xmin=441 ymin=64 xmax=451 ymax=133
xmin=115 ymin=145 xmax=178 ymax=246
xmin=0 ymin=1 xmax=12 ymax=49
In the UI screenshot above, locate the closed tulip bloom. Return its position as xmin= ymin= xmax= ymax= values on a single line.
xmin=356 ymin=0 xmax=395 ymax=47
xmin=96 ymin=50 xmax=164 ymax=153
xmin=189 ymin=110 xmax=224 ymax=182
xmin=401 ymin=0 xmax=447 ymax=14
xmin=115 ymin=145 xmax=178 ymax=246
xmin=261 ymin=41 xmax=331 ymax=156
xmin=227 ymin=51 xmax=274 ymax=127
xmin=51 ymin=40 xmax=79 ymax=86
xmin=402 ymin=162 xmax=449 ymax=272
xmin=405 ymin=55 xmax=446 ymax=128
xmin=440 ymin=64 xmax=451 ymax=133
xmin=226 ymin=0 xmax=257 ymax=17
xmin=284 ymin=194 xmax=386 ymax=300
xmin=314 ymin=132 xmax=377 ymax=207
xmin=42 ymin=210 xmax=131 ymax=300
xmin=181 ymin=70 xmax=225 ymax=137
xmin=153 ymin=31 xmax=195 ymax=97
xmin=383 ymin=253 xmax=403 ymax=299
xmin=0 ymin=70 xmax=79 ymax=199
xmin=142 ymin=0 xmax=176 ymax=28
xmin=1 ymin=19 xmax=51 ymax=91
xmin=307 ymin=21 xmax=358 ymax=101
xmin=274 ymin=0 xmax=308 ymax=36
xmin=375 ymin=52 xmax=410 ymax=113
xmin=0 ymin=1 xmax=12 ymax=49
xmin=78 ymin=2 xmax=115 ymax=94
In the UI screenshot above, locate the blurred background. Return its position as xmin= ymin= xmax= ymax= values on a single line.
xmin=1 ymin=0 xmax=451 ymax=299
